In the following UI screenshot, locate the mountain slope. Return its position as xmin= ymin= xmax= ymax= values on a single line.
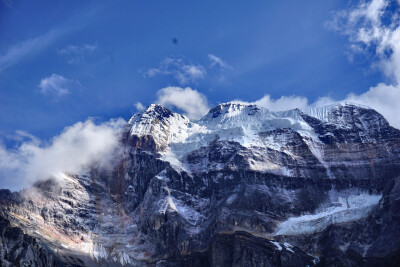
xmin=1 ymin=102 xmax=400 ymax=266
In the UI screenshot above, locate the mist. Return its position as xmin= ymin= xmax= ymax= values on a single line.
xmin=0 ymin=118 xmax=125 ymax=192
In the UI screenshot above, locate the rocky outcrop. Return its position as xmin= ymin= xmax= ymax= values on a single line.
xmin=0 ymin=211 xmax=60 ymax=266
xmin=312 ymin=177 xmax=400 ymax=267
xmin=161 ymin=231 xmax=316 ymax=267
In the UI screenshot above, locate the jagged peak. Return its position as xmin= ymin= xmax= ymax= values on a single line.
xmin=128 ymin=104 xmax=175 ymax=125
xmin=207 ymin=101 xmax=372 ymax=118
xmin=127 ymin=104 xmax=191 ymax=148
xmin=311 ymin=101 xmax=371 ymax=111
xmin=203 ymin=102 xmax=265 ymax=121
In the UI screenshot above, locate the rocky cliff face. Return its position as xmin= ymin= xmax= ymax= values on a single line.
xmin=0 ymin=205 xmax=60 ymax=267
xmin=1 ymin=102 xmax=399 ymax=266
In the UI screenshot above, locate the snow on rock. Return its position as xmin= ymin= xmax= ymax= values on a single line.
xmin=271 ymin=241 xmax=282 ymax=250
xmin=283 ymin=242 xmax=294 ymax=253
xmin=93 ymin=243 xmax=108 ymax=260
xmin=274 ymin=192 xmax=382 ymax=236
xmin=113 ymin=252 xmax=133 ymax=266
xmin=128 ymin=104 xmax=193 ymax=147
xmin=158 ymin=195 xmax=205 ymax=226
xmin=160 ymin=148 xmax=191 ymax=174
xmin=226 ymin=194 xmax=237 ymax=205
xmin=128 ymin=101 xmax=390 ymax=178
xmin=129 ymin=103 xmax=319 ymax=152
xmin=304 ymin=102 xmax=371 ymax=125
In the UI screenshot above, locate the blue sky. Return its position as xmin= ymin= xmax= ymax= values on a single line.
xmin=1 ymin=0 xmax=399 ymax=144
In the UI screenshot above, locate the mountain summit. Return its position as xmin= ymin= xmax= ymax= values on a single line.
xmin=1 ymin=102 xmax=400 ymax=266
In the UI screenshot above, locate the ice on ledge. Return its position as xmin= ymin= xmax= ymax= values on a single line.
xmin=274 ymin=192 xmax=381 ymax=236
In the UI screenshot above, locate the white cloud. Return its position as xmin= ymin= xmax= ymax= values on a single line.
xmin=143 ymin=57 xmax=206 ymax=85
xmin=0 ymin=119 xmax=125 ymax=191
xmin=135 ymin=102 xmax=145 ymax=111
xmin=208 ymin=54 xmax=232 ymax=69
xmin=233 ymin=94 xmax=336 ymax=112
xmin=143 ymin=55 xmax=234 ymax=85
xmin=253 ymin=95 xmax=309 ymax=111
xmin=38 ymin=74 xmax=79 ymax=97
xmin=57 ymin=44 xmax=97 ymax=64
xmin=325 ymin=0 xmax=400 ymax=128
xmin=0 ymin=29 xmax=65 ymax=72
xmin=156 ymin=86 xmax=210 ymax=120
xmin=345 ymin=83 xmax=400 ymax=128
xmin=182 ymin=65 xmax=206 ymax=80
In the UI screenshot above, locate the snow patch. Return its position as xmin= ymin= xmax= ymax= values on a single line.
xmin=93 ymin=243 xmax=108 ymax=260
xmin=226 ymin=194 xmax=237 ymax=205
xmin=271 ymin=241 xmax=282 ymax=250
xmin=304 ymin=102 xmax=371 ymax=123
xmin=113 ymin=252 xmax=133 ymax=265
xmin=158 ymin=195 xmax=205 ymax=227
xmin=274 ymin=193 xmax=381 ymax=235
xmin=160 ymin=149 xmax=190 ymax=174
xmin=283 ymin=242 xmax=294 ymax=253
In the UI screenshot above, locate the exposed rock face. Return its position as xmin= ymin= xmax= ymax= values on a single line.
xmin=0 ymin=209 xmax=59 ymax=266
xmin=160 ymin=231 xmax=315 ymax=267
xmin=0 ymin=102 xmax=400 ymax=266
xmin=313 ymin=177 xmax=400 ymax=267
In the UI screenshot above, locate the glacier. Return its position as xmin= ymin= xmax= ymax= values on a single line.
xmin=274 ymin=192 xmax=382 ymax=236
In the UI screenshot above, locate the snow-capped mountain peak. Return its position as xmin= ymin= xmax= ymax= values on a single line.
xmin=200 ymin=102 xmax=274 ymax=127
xmin=128 ymin=104 xmax=174 ymax=125
xmin=2 ymin=100 xmax=400 ymax=266
xmin=303 ymin=102 xmax=391 ymax=136
xmin=304 ymin=102 xmax=371 ymax=122
xmin=128 ymin=104 xmax=191 ymax=149
xmin=125 ymin=101 xmax=400 ymax=178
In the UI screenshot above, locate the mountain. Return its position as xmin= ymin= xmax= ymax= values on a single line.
xmin=1 ymin=102 xmax=400 ymax=266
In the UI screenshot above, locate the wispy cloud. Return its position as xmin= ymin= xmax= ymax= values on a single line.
xmin=9 ymin=130 xmax=40 ymax=144
xmin=156 ymin=86 xmax=210 ymax=120
xmin=0 ymin=29 xmax=66 ymax=72
xmin=0 ymin=4 xmax=97 ymax=72
xmin=57 ymin=44 xmax=97 ymax=64
xmin=208 ymin=54 xmax=232 ymax=70
xmin=135 ymin=102 xmax=145 ymax=111
xmin=143 ymin=55 xmax=234 ymax=85
xmin=38 ymin=74 xmax=80 ymax=98
xmin=207 ymin=54 xmax=234 ymax=83
xmin=143 ymin=56 xmax=206 ymax=85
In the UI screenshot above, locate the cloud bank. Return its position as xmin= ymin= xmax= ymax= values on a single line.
xmin=0 ymin=119 xmax=125 ymax=191
xmin=156 ymin=86 xmax=210 ymax=120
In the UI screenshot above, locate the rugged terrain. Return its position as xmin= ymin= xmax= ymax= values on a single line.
xmin=0 ymin=102 xmax=399 ymax=266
